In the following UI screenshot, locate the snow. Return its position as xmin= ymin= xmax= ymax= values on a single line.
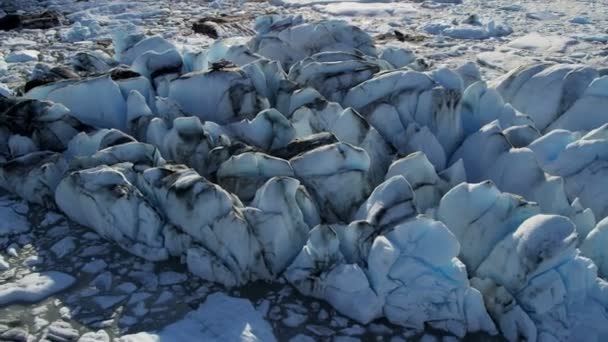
xmin=312 ymin=3 xmax=417 ymax=17
xmin=78 ymin=330 xmax=110 ymax=342
xmin=422 ymin=18 xmax=512 ymax=40
xmin=271 ymin=0 xmax=390 ymax=7
xmin=508 ymin=33 xmax=579 ymax=53
xmin=120 ymin=293 xmax=277 ymax=342
xmin=476 ymin=51 xmax=531 ymax=72
xmin=0 ymin=272 xmax=75 ymax=306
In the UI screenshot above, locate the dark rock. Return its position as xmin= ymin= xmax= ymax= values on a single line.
xmin=0 ymin=11 xmax=62 ymax=31
xmin=192 ymin=14 xmax=255 ymax=39
xmin=0 ymin=14 xmax=21 ymax=31
xmin=272 ymin=132 xmax=339 ymax=160
xmin=25 ymin=66 xmax=80 ymax=93
xmin=109 ymin=67 xmax=141 ymax=80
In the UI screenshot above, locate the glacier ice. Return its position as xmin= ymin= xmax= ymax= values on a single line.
xmin=249 ymin=17 xmax=376 ymax=69
xmin=168 ymin=64 xmax=268 ymax=124
xmin=2 ymin=13 xmax=608 ymax=341
xmin=439 ymin=183 xmax=608 ymax=341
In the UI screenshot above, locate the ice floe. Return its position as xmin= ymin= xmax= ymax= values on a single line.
xmin=0 ymin=271 xmax=75 ymax=306
xmin=120 ymin=293 xmax=276 ymax=342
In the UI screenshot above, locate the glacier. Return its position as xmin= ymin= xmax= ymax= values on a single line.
xmin=1 ymin=9 xmax=608 ymax=342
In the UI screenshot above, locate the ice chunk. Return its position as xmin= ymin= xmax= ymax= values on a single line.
xmin=546 ymin=76 xmax=608 ymax=132
xmin=508 ymin=33 xmax=579 ymax=54
xmin=65 ymin=129 xmax=137 ymax=160
xmin=312 ymin=2 xmax=417 ymax=17
xmin=226 ymin=108 xmax=295 ymax=151
xmin=244 ymin=176 xmax=319 ymax=275
xmin=25 ymin=75 xmax=129 ymax=130
xmin=291 ymin=142 xmax=370 ymax=222
xmin=493 ymin=63 xmax=598 ymax=131
xmin=78 ymin=330 xmax=110 ymax=342
xmin=132 ymin=49 xmax=183 ymax=80
xmin=438 ymin=182 xmax=540 ymax=272
xmin=290 ymin=105 xmax=392 ymax=184
xmin=70 ymin=142 xmax=165 ymax=171
xmin=286 ymin=219 xmax=497 ymax=336
xmin=0 ymin=152 xmax=68 ymax=206
xmin=460 ymin=81 xmax=526 ymax=135
xmin=0 ymin=255 xmax=8 ymax=272
xmin=422 ymin=19 xmax=512 ymax=40
xmin=503 ymin=125 xmax=541 ymax=148
xmin=285 ymin=225 xmax=383 ymax=324
xmin=1 ymin=97 xmax=87 ymax=152
xmin=153 ymin=116 xmax=212 ymax=175
xmin=168 ymin=65 xmax=268 ymax=124
xmin=540 ymin=126 xmax=608 ymax=219
xmin=126 ymin=90 xmax=153 ymax=128
xmin=0 ymin=196 xmax=29 ymax=236
xmin=353 ymin=176 xmax=416 ymax=228
xmin=249 ymin=18 xmax=376 ymax=69
xmin=55 ymin=164 xmax=168 ymax=261
xmin=218 ymin=153 xmax=294 ymax=202
xmin=0 ymin=83 xmax=11 ymax=98
xmin=160 ymin=171 xmax=315 ymax=283
xmin=288 ymin=52 xmax=382 ymax=103
xmin=120 ymin=293 xmax=276 ymax=342
xmin=441 ymin=185 xmax=608 ymax=341
xmin=5 ymin=50 xmax=39 ymax=63
xmin=0 ymin=271 xmax=75 ymax=306
xmin=581 ymin=218 xmax=608 ymax=277
xmin=115 ymin=34 xmax=177 ymax=66
xmin=343 ymin=69 xmax=463 ymax=157
xmin=385 ymin=152 xmax=445 ymax=212
xmin=71 ymin=50 xmax=118 ymax=73
xmin=380 ymin=47 xmax=416 ymax=69
xmin=51 ymin=236 xmax=76 ymax=259
xmin=8 ymin=134 xmax=37 ymax=157
xmin=450 ymin=121 xmax=510 ymax=182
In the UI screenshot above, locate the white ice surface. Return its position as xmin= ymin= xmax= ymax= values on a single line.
xmin=119 ymin=293 xmax=276 ymax=342
xmin=312 ymin=2 xmax=416 ymax=17
xmin=0 ymin=272 xmax=75 ymax=306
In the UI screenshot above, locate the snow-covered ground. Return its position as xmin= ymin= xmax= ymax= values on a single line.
xmin=1 ymin=0 xmax=608 ymax=341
